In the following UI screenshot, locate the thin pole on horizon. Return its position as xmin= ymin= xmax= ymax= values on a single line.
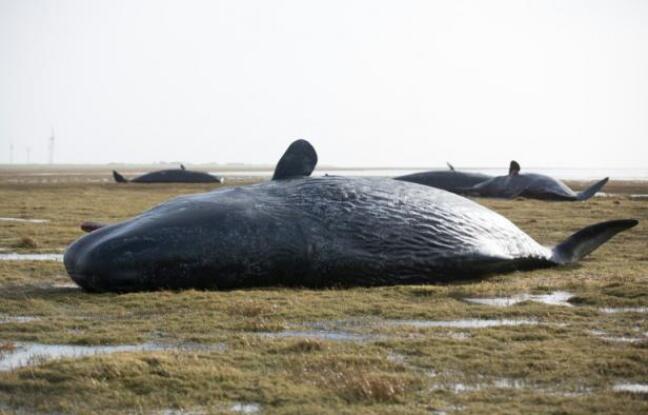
xmin=48 ymin=127 xmax=55 ymax=164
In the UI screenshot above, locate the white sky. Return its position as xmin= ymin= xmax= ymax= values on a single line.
xmin=1 ymin=0 xmax=647 ymax=167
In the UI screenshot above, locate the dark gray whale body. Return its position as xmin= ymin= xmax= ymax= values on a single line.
xmin=464 ymin=161 xmax=608 ymax=201
xmin=395 ymin=163 xmax=491 ymax=193
xmin=112 ymin=166 xmax=223 ymax=184
xmin=65 ymin=141 xmax=636 ymax=292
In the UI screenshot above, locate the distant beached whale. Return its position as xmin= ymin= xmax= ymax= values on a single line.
xmin=65 ymin=140 xmax=636 ymax=292
xmin=112 ymin=165 xmax=223 ymax=184
xmin=394 ymin=162 xmax=492 ymax=193
xmin=462 ymin=161 xmax=608 ymax=201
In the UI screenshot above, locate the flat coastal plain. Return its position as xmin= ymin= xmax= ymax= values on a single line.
xmin=0 ymin=169 xmax=646 ymax=415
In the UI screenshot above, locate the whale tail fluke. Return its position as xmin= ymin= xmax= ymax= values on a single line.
xmin=577 ymin=177 xmax=609 ymax=201
xmin=551 ymin=219 xmax=638 ymax=264
xmin=112 ymin=170 xmax=128 ymax=183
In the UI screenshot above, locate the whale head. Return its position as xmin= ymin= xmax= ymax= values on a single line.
xmin=64 ymin=140 xmax=318 ymax=292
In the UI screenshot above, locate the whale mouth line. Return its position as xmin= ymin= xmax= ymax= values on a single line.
xmin=66 ymin=267 xmax=146 ymax=293
xmin=66 ymin=272 xmax=94 ymax=292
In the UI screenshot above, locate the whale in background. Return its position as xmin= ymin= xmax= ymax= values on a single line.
xmin=112 ymin=165 xmax=223 ymax=184
xmin=394 ymin=162 xmax=492 ymax=193
xmin=463 ymin=161 xmax=608 ymax=201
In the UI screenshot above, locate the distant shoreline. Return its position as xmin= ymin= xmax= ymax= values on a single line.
xmin=1 ymin=165 xmax=646 ymax=181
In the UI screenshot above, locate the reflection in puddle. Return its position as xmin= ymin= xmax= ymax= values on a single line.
xmin=600 ymin=307 xmax=648 ymax=314
xmin=464 ymin=291 xmax=574 ymax=307
xmin=613 ymin=383 xmax=648 ymax=393
xmin=629 ymin=194 xmax=648 ymax=200
xmin=0 ymin=217 xmax=49 ymax=224
xmin=260 ymin=329 xmax=371 ymax=342
xmin=393 ymin=319 xmax=538 ymax=329
xmin=0 ymin=253 xmax=63 ymax=262
xmin=0 ymin=341 xmax=224 ymax=371
xmin=231 ymin=402 xmax=261 ymax=414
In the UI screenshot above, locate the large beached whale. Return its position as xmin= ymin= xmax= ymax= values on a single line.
xmin=394 ymin=163 xmax=492 ymax=193
xmin=65 ymin=140 xmax=636 ymax=292
xmin=112 ymin=165 xmax=223 ymax=184
xmin=463 ymin=161 xmax=608 ymax=201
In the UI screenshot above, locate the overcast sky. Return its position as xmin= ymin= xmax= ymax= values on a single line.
xmin=1 ymin=0 xmax=647 ymax=167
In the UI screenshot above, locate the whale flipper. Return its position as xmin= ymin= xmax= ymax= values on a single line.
xmin=447 ymin=162 xmax=455 ymax=171
xmin=551 ymin=219 xmax=638 ymax=264
xmin=81 ymin=221 xmax=107 ymax=233
xmin=112 ymin=170 xmax=128 ymax=183
xmin=272 ymin=139 xmax=318 ymax=180
xmin=577 ymin=177 xmax=609 ymax=201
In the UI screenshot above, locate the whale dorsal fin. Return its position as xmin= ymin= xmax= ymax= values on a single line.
xmin=447 ymin=162 xmax=455 ymax=171
xmin=272 ymin=139 xmax=318 ymax=180
xmin=509 ymin=160 xmax=520 ymax=176
xmin=180 ymin=164 xmax=186 ymax=170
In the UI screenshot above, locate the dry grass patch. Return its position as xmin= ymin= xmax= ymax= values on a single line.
xmin=0 ymin=176 xmax=647 ymax=413
xmin=324 ymin=368 xmax=415 ymax=403
xmin=13 ymin=236 xmax=39 ymax=249
xmin=283 ymin=339 xmax=327 ymax=353
xmin=227 ymin=300 xmax=277 ymax=318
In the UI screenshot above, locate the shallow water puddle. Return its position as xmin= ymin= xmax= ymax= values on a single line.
xmin=613 ymin=383 xmax=648 ymax=393
xmin=430 ymin=378 xmax=529 ymax=393
xmin=588 ymin=329 xmax=647 ymax=344
xmin=260 ymin=329 xmax=371 ymax=342
xmin=0 ymin=217 xmax=49 ymax=224
xmin=603 ymin=337 xmax=646 ymax=344
xmin=600 ymin=307 xmax=648 ymax=314
xmin=230 ymin=402 xmax=261 ymax=414
xmin=156 ymin=409 xmax=207 ymax=415
xmin=50 ymin=281 xmax=79 ymax=289
xmin=629 ymin=194 xmax=648 ymax=200
xmin=0 ymin=315 xmax=40 ymax=324
xmin=464 ymin=291 xmax=574 ymax=307
xmin=429 ymin=405 xmax=465 ymax=415
xmin=393 ymin=319 xmax=538 ymax=329
xmin=156 ymin=402 xmax=260 ymax=415
xmin=0 ymin=253 xmax=63 ymax=262
xmin=279 ymin=318 xmax=538 ymax=339
xmin=260 ymin=318 xmax=384 ymax=342
xmin=0 ymin=341 xmax=224 ymax=371
xmin=430 ymin=379 xmax=594 ymax=396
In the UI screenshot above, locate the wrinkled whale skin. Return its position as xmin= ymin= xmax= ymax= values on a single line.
xmin=65 ymin=176 xmax=554 ymax=292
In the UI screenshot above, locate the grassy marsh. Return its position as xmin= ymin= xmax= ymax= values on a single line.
xmin=0 ymin=172 xmax=646 ymax=414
